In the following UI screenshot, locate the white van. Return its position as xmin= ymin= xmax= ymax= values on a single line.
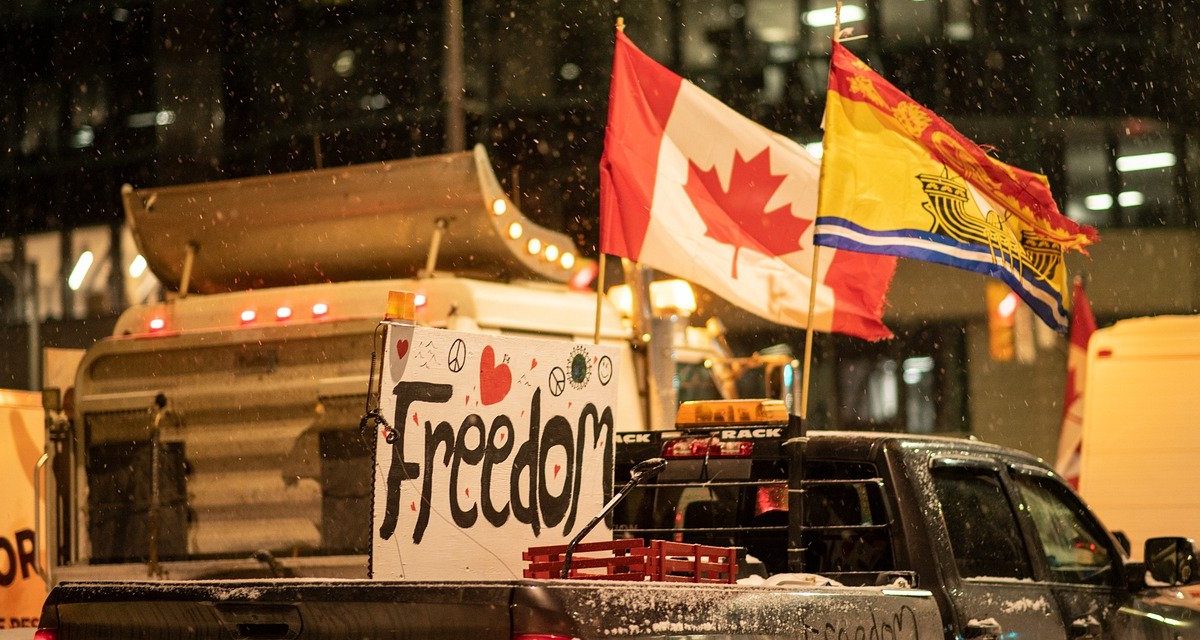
xmin=1078 ymin=315 xmax=1200 ymax=557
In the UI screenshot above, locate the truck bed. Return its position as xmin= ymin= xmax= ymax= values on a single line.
xmin=42 ymin=579 xmax=942 ymax=640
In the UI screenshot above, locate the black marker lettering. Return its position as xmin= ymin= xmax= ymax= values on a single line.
xmin=538 ymin=414 xmax=574 ymax=528
xmin=378 ymin=381 xmax=453 ymax=540
xmin=481 ymin=415 xmax=515 ymax=527
xmin=449 ymin=415 xmax=486 ymax=528
xmin=509 ymin=388 xmax=542 ymax=535
xmin=414 ymin=419 xmax=455 ymax=543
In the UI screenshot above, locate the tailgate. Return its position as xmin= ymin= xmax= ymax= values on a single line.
xmin=513 ymin=581 xmax=943 ymax=640
xmin=42 ymin=581 xmax=511 ymax=640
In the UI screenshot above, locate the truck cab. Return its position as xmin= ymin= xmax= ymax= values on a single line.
xmin=615 ymin=400 xmax=1200 ymax=639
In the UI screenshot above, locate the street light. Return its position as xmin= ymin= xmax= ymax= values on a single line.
xmin=68 ymin=251 xmax=94 ymax=291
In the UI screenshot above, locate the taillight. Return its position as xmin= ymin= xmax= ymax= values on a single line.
xmin=34 ymin=629 xmax=56 ymax=640
xmin=661 ymin=438 xmax=753 ymax=458
xmin=513 ymin=634 xmax=576 ymax=640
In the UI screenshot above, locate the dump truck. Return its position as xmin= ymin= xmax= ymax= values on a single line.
xmin=40 ymin=145 xmax=776 ymax=587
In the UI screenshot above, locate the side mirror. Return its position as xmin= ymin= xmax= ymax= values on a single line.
xmin=1145 ymin=537 xmax=1200 ymax=586
xmin=1112 ymin=530 xmax=1132 ymax=557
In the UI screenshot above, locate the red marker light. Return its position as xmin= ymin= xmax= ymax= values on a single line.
xmin=276 ymin=306 xmax=293 ymax=320
xmin=1097 ymin=348 xmax=1113 ymax=358
xmin=662 ymin=438 xmax=753 ymax=459
xmin=148 ymin=317 xmax=166 ymax=332
xmin=570 ymin=261 xmax=599 ymax=291
xmin=33 ymin=630 xmax=56 ymax=640
xmin=312 ymin=302 xmax=329 ymax=317
xmin=240 ymin=309 xmax=257 ymax=323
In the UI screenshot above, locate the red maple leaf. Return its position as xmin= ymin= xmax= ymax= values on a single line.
xmin=684 ymin=148 xmax=810 ymax=278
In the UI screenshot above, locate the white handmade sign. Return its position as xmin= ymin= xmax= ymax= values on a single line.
xmin=371 ymin=322 xmax=620 ymax=580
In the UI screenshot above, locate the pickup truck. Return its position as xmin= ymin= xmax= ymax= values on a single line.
xmin=36 ymin=400 xmax=1200 ymax=640
xmin=614 ymin=400 xmax=1200 ymax=639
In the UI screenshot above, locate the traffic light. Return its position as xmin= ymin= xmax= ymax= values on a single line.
xmin=985 ymin=281 xmax=1017 ymax=362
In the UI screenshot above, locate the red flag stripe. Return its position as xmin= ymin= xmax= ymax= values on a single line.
xmin=1068 ymin=283 xmax=1097 ymax=350
xmin=826 ymin=248 xmax=895 ymax=341
xmin=599 ymin=32 xmax=682 ymax=261
xmin=1054 ymin=279 xmax=1096 ymax=487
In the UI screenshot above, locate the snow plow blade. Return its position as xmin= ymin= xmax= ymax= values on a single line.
xmin=122 ymin=145 xmax=582 ymax=294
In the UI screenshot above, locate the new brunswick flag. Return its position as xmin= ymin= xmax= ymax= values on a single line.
xmin=813 ymin=42 xmax=1098 ymax=331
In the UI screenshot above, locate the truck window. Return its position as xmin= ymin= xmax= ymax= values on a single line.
xmin=86 ymin=435 xmax=190 ymax=563
xmin=615 ymin=459 xmax=895 ymax=580
xmin=675 ymin=362 xmax=722 ymax=403
xmin=932 ymin=467 xmax=1032 ymax=580
xmin=1012 ymin=473 xmax=1114 ymax=586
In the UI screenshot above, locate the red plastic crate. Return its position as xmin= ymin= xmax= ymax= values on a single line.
xmin=522 ymin=538 xmax=736 ymax=584
xmin=647 ymin=540 xmax=737 ymax=584
xmin=523 ymin=539 xmax=651 ymax=580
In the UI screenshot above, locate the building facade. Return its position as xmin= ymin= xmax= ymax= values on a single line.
xmin=1 ymin=0 xmax=1196 ymax=459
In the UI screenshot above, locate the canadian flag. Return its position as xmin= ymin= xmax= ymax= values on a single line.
xmin=1054 ymin=278 xmax=1097 ymax=489
xmin=599 ymin=31 xmax=896 ymax=340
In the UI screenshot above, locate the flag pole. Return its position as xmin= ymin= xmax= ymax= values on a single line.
xmin=594 ymin=16 xmax=623 ymax=346
xmin=798 ymin=2 xmax=843 ymax=420
xmin=593 ymin=253 xmax=607 ymax=345
xmin=798 ymin=251 xmax=821 ymax=418
xmin=799 ymin=255 xmax=821 ymax=418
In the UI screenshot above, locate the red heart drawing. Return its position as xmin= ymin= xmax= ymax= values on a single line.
xmin=531 ymin=358 xmax=538 ymax=369
xmin=479 ymin=345 xmax=512 ymax=406
xmin=553 ymin=464 xmax=561 ymax=478
xmin=412 ymin=413 xmax=419 ymax=425
xmin=410 ymin=501 xmax=416 ymax=512
xmin=396 ymin=338 xmax=409 ymax=360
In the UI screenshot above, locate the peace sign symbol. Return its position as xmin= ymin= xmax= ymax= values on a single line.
xmin=548 ymin=367 xmax=567 ymax=397
xmin=597 ymin=355 xmax=613 ymax=386
xmin=447 ymin=339 xmax=467 ymax=373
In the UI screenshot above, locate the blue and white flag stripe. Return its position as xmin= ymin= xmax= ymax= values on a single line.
xmin=813 ymin=216 xmax=1068 ymax=331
